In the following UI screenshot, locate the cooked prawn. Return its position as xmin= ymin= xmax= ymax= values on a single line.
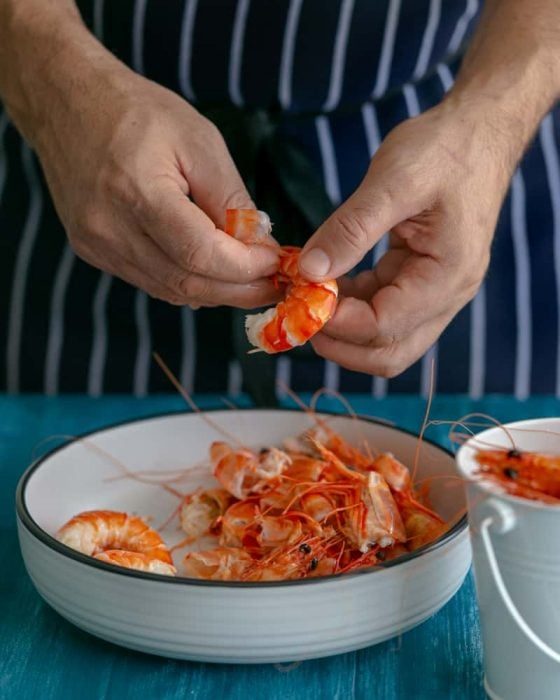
xmin=225 ymin=208 xmax=273 ymax=244
xmin=220 ymin=500 xmax=261 ymax=547
xmin=341 ymin=472 xmax=407 ymax=551
xmin=474 ymin=448 xmax=560 ymax=503
xmin=183 ymin=547 xmax=253 ymax=581
xmin=179 ymin=488 xmax=234 ymax=541
xmin=308 ymin=440 xmax=406 ymax=550
xmin=394 ymin=492 xmax=447 ymax=550
xmin=242 ymin=535 xmax=337 ymax=581
xmin=372 ymin=453 xmax=412 ymax=493
xmin=211 ymin=441 xmax=291 ymax=499
xmin=224 ymin=209 xmax=338 ymax=353
xmin=95 ymin=550 xmax=176 ymax=575
xmin=57 ymin=510 xmax=175 ymax=575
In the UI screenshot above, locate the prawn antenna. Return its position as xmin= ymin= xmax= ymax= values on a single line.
xmin=412 ymin=357 xmax=435 ymax=483
xmin=153 ymin=352 xmax=243 ymax=446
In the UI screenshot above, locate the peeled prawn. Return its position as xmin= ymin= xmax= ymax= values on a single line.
xmin=224 ymin=209 xmax=338 ymax=353
xmin=57 ymin=510 xmax=175 ymax=575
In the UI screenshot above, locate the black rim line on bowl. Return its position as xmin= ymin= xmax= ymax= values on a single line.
xmin=16 ymin=407 xmax=467 ymax=588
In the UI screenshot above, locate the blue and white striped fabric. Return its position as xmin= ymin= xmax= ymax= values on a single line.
xmin=1 ymin=0 xmax=559 ymax=398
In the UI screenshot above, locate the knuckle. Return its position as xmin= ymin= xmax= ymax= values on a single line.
xmin=371 ymin=342 xmax=405 ymax=379
xmin=66 ymin=230 xmax=86 ymax=257
xmin=67 ymin=219 xmax=101 ymax=263
xmin=204 ymin=119 xmax=226 ymax=148
xmin=162 ymin=270 xmax=190 ymax=303
xmin=222 ymin=186 xmax=252 ymax=212
xmin=178 ymin=239 xmax=213 ymax=274
xmin=192 ymin=118 xmax=226 ymax=158
xmin=385 ymin=171 xmax=414 ymax=201
xmin=180 ymin=274 xmax=212 ymax=303
xmin=332 ymin=209 xmax=372 ymax=253
xmin=69 ymin=240 xmax=92 ymax=266
xmin=460 ymin=260 xmax=487 ymax=299
xmin=78 ymin=205 xmax=105 ymax=238
xmin=98 ymin=163 xmax=145 ymax=216
xmin=375 ymin=360 xmax=401 ymax=379
xmin=158 ymin=292 xmax=184 ymax=306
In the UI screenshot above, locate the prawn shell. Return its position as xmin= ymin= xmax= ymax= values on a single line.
xmin=183 ymin=547 xmax=253 ymax=581
xmin=94 ymin=550 xmax=176 ymax=576
xmin=224 ymin=209 xmax=272 ymax=243
xmin=56 ymin=510 xmax=173 ymax=564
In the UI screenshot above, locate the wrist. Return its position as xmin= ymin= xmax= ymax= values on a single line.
xmin=0 ymin=2 xmax=131 ymax=148
xmin=446 ymin=35 xmax=560 ymax=170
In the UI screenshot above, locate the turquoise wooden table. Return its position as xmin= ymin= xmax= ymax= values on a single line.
xmin=2 ymin=394 xmax=559 ymax=700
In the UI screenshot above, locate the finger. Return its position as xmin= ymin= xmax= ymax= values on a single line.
xmin=142 ymin=184 xmax=279 ymax=283
xmin=327 ymin=245 xmax=410 ymax=300
xmin=94 ymin=251 xmax=186 ymax=304
xmin=323 ymin=295 xmax=453 ymax=348
xmin=311 ymin=313 xmax=451 ymax=378
xmin=182 ymin=125 xmax=254 ymax=230
xmin=330 ymin=253 xmax=462 ymax=347
xmin=104 ymin=252 xmax=280 ymax=309
xmin=128 ymin=231 xmax=281 ymax=308
xmin=298 ymin=166 xmax=420 ymax=281
xmin=336 ymin=270 xmax=382 ymax=301
xmin=176 ymin=274 xmax=281 ymax=308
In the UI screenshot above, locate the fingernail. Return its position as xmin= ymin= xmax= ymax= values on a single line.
xmin=299 ymin=248 xmax=331 ymax=277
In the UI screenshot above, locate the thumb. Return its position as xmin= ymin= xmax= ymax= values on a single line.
xmin=298 ymin=178 xmax=413 ymax=281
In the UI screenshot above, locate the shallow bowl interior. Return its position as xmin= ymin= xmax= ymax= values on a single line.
xmin=21 ymin=409 xmax=466 ymax=582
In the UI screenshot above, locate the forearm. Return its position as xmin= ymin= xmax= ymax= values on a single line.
xmin=0 ymin=0 xmax=130 ymax=147
xmin=446 ymin=0 xmax=560 ymax=167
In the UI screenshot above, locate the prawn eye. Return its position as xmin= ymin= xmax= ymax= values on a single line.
xmin=259 ymin=448 xmax=270 ymax=456
xmin=504 ymin=467 xmax=519 ymax=480
xmin=299 ymin=543 xmax=312 ymax=554
xmin=507 ymin=449 xmax=522 ymax=459
xmin=376 ymin=549 xmax=387 ymax=561
xmin=309 ymin=558 xmax=319 ymax=571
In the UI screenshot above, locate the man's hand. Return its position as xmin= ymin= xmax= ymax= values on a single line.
xmin=37 ymin=72 xmax=280 ymax=309
xmin=0 ymin=1 xmax=279 ymax=309
xmin=299 ymin=103 xmax=509 ymax=376
xmin=299 ymin=0 xmax=560 ymax=377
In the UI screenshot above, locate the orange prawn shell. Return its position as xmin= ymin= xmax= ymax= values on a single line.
xmin=56 ymin=510 xmax=174 ymax=570
xmin=95 ymin=550 xmax=177 ymax=575
xmin=224 ymin=209 xmax=338 ymax=353
xmin=183 ymin=547 xmax=254 ymax=581
xmin=475 ymin=448 xmax=560 ymax=501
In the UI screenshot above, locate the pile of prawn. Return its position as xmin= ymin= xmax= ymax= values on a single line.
xmin=176 ymin=424 xmax=447 ymax=581
xmin=55 ymin=424 xmax=448 ymax=581
xmin=474 ymin=448 xmax=560 ymax=504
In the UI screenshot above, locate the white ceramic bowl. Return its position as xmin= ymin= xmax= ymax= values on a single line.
xmin=17 ymin=409 xmax=470 ymax=663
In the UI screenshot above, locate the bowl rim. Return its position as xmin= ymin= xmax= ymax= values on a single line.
xmin=456 ymin=416 xmax=560 ymax=510
xmin=16 ymin=407 xmax=467 ymax=588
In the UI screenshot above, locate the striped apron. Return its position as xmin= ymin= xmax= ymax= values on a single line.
xmin=1 ymin=0 xmax=559 ymax=401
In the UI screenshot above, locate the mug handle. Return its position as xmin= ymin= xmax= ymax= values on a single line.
xmin=481 ymin=510 xmax=560 ymax=664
